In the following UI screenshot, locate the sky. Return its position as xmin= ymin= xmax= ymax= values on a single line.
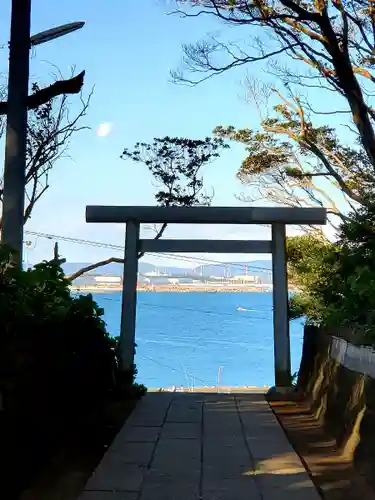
xmin=0 ymin=1 xmax=343 ymax=268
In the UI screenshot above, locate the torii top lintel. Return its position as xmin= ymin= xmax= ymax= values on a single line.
xmin=86 ymin=206 xmax=327 ymax=226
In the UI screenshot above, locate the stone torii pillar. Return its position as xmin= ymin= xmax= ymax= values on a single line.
xmin=271 ymin=223 xmax=290 ymax=387
xmin=120 ymin=220 xmax=140 ymax=372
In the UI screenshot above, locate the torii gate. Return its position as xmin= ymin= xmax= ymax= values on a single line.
xmin=86 ymin=205 xmax=327 ymax=389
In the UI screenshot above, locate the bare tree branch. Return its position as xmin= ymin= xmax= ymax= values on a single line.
xmin=67 ymin=222 xmax=169 ymax=282
xmin=215 ymin=83 xmax=374 ymax=233
xmin=67 ymin=257 xmax=126 ymax=283
xmin=0 ymin=71 xmax=85 ymax=114
xmin=173 ymin=0 xmax=375 ymax=170
xmin=0 ymin=72 xmax=91 ymax=226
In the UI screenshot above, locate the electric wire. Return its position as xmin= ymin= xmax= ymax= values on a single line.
xmin=136 ymin=354 xmax=212 ymax=386
xmin=24 ymin=229 xmax=273 ymax=273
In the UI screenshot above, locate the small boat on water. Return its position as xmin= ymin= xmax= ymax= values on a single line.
xmin=237 ymin=306 xmax=247 ymax=312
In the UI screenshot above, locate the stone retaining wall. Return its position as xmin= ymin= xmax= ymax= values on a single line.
xmin=330 ymin=336 xmax=375 ymax=377
xmin=299 ymin=326 xmax=375 ymax=489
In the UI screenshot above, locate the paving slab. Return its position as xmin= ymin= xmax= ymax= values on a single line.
xmin=110 ymin=426 xmax=160 ymax=448
xmin=77 ymin=391 xmax=321 ymax=500
xmin=78 ymin=493 xmax=138 ymax=500
xmin=152 ymin=438 xmax=201 ymax=475
xmin=125 ymin=392 xmax=172 ymax=427
xmin=84 ymin=461 xmax=145 ymax=493
xmin=203 ymin=477 xmax=261 ymax=500
xmin=166 ymin=396 xmax=202 ymax=423
xmin=104 ymin=443 xmax=155 ymax=466
xmin=204 ymin=397 xmax=243 ymax=439
xmin=161 ymin=421 xmax=201 ymax=439
xmin=139 ymin=481 xmax=199 ymax=500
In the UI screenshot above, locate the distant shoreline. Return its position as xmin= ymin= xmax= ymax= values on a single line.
xmin=70 ymin=284 xmax=298 ymax=293
xmin=149 ymin=386 xmax=270 ymax=393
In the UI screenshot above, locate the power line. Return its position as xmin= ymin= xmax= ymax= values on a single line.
xmin=137 ymin=354 xmax=211 ymax=386
xmin=25 ymin=230 xmax=125 ymax=251
xmin=25 ymin=230 xmax=272 ymax=273
xmin=147 ymin=252 xmax=272 ymax=272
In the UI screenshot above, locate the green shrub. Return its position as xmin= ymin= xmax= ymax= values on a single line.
xmin=287 ymin=205 xmax=375 ymax=342
xmin=0 ymin=247 xmax=147 ymax=498
xmin=0 ymin=247 xmax=131 ymax=420
xmin=321 ymin=206 xmax=375 ymax=332
xmin=286 ymin=234 xmax=336 ymax=324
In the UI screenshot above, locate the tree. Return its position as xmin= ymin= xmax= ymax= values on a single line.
xmin=0 ymin=77 xmax=91 ymax=227
xmin=172 ymin=0 xmax=375 ymax=221
xmin=213 ymin=88 xmax=374 ymax=230
xmin=287 ymin=205 xmax=375 ymax=342
xmin=67 ymin=136 xmax=229 ymax=282
xmin=322 ymin=204 xmax=375 ymax=331
xmin=287 ymin=233 xmax=335 ymax=323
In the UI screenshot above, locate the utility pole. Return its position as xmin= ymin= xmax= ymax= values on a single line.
xmin=217 ymin=366 xmax=223 ymax=393
xmin=1 ymin=1 xmax=84 ymax=265
xmin=2 ymin=0 xmax=31 ymax=264
xmin=53 ymin=241 xmax=59 ymax=262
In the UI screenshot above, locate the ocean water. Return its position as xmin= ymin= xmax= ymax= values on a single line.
xmin=95 ymin=292 xmax=305 ymax=389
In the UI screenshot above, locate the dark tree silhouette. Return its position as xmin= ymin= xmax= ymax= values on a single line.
xmin=0 ymin=71 xmax=85 ymax=114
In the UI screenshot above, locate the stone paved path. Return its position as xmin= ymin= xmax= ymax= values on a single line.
xmin=78 ymin=392 xmax=320 ymax=500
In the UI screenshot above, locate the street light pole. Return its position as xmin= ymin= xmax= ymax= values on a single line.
xmin=1 ymin=0 xmax=31 ymax=263
xmin=1 ymin=0 xmax=85 ymax=264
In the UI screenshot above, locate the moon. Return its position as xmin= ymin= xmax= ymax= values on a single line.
xmin=96 ymin=122 xmax=113 ymax=137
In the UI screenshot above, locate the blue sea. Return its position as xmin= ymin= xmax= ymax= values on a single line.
xmin=95 ymin=292 xmax=304 ymax=389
